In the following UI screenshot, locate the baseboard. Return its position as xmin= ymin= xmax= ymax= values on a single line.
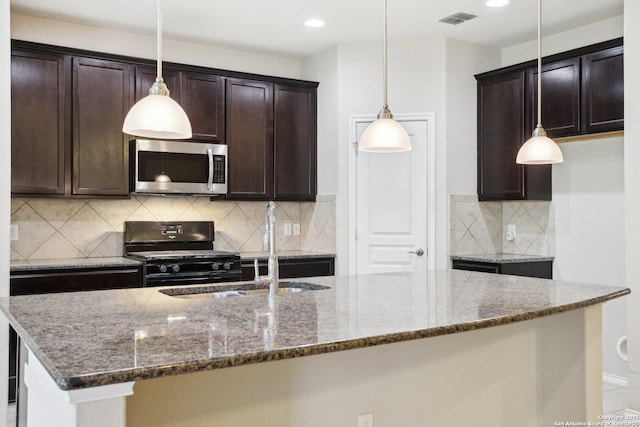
xmin=625 ymin=407 xmax=640 ymax=418
xmin=603 ymin=372 xmax=628 ymax=387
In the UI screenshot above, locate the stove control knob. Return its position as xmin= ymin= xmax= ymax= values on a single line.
xmin=158 ymin=264 xmax=168 ymax=273
xmin=223 ymin=262 xmax=233 ymax=270
xmin=211 ymin=262 xmax=220 ymax=271
xmin=171 ymin=264 xmax=180 ymax=273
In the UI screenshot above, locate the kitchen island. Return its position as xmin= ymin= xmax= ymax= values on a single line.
xmin=0 ymin=270 xmax=629 ymax=427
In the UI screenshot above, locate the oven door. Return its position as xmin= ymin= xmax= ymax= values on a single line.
xmin=131 ymin=139 xmax=227 ymax=195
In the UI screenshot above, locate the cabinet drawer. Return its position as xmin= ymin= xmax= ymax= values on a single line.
xmin=10 ymin=267 xmax=142 ymax=295
xmin=241 ymin=257 xmax=335 ymax=281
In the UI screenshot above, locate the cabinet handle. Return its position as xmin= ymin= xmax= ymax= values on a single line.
xmin=408 ymin=248 xmax=425 ymax=256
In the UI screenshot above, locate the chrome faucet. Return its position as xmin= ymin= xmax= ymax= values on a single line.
xmin=254 ymin=201 xmax=279 ymax=295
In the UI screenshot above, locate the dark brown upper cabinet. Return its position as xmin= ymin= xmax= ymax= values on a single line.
xmin=181 ymin=72 xmax=225 ymax=142
xmin=526 ymin=58 xmax=581 ymax=138
xmin=476 ymin=37 xmax=623 ymax=201
xmin=274 ymin=84 xmax=317 ymax=201
xmin=226 ymin=78 xmax=274 ymax=199
xmin=135 ymin=67 xmax=224 ymax=142
xmin=72 ymin=57 xmax=133 ymax=196
xmin=11 ymin=40 xmax=318 ymax=200
xmin=582 ymin=45 xmax=624 ymax=134
xmin=11 ymin=49 xmax=68 ymax=195
xmin=226 ymin=80 xmax=317 ymax=201
xmin=477 ymin=70 xmax=551 ymax=201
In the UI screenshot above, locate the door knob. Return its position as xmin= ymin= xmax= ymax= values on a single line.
xmin=408 ymin=248 xmax=424 ymax=256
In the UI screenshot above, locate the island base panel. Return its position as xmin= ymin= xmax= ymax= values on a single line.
xmin=126 ymin=306 xmax=602 ymax=427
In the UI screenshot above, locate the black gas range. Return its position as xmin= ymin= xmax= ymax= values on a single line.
xmin=124 ymin=221 xmax=242 ymax=287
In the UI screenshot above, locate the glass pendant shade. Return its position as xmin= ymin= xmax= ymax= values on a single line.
xmin=359 ymin=117 xmax=411 ymax=152
xmin=516 ymin=126 xmax=563 ymax=164
xmin=123 ymin=92 xmax=192 ymax=139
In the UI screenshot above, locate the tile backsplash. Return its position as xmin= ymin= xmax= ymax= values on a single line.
xmin=449 ymin=194 xmax=554 ymax=256
xmin=10 ymin=195 xmax=336 ymax=260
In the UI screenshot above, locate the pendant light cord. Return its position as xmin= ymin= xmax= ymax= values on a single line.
xmin=536 ymin=0 xmax=542 ymax=128
xmin=157 ymin=0 xmax=163 ymax=82
xmin=382 ymin=0 xmax=388 ymax=110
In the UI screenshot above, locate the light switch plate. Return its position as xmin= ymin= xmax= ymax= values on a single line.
xmin=284 ymin=223 xmax=292 ymax=236
xmin=293 ymin=223 xmax=300 ymax=236
xmin=10 ymin=224 xmax=18 ymax=241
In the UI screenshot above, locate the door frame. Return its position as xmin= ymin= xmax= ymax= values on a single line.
xmin=348 ymin=113 xmax=437 ymax=274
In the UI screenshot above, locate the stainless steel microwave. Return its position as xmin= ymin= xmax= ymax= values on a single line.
xmin=130 ymin=139 xmax=227 ymax=195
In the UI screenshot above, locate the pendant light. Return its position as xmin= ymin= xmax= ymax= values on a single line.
xmin=122 ymin=0 xmax=192 ymax=140
xmin=515 ymin=0 xmax=562 ymax=164
xmin=358 ymin=0 xmax=411 ymax=153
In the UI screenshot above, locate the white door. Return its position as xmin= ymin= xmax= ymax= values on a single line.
xmin=353 ymin=118 xmax=429 ymax=274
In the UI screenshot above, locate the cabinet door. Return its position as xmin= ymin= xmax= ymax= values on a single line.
xmin=72 ymin=57 xmax=133 ymax=195
xmin=477 ymin=71 xmax=551 ymax=201
xmin=11 ymin=50 xmax=67 ymax=194
xmin=582 ymin=46 xmax=624 ymax=134
xmin=135 ymin=65 xmax=181 ymax=102
xmin=226 ymin=79 xmax=274 ymax=199
xmin=180 ymin=72 xmax=225 ymax=141
xmin=477 ymin=71 xmax=527 ymax=200
xmin=273 ymin=85 xmax=317 ymax=201
xmin=527 ymin=58 xmax=580 ymax=138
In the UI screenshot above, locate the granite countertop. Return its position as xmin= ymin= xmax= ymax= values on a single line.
xmin=241 ymin=250 xmax=336 ymax=261
xmin=451 ymin=253 xmax=555 ymax=263
xmin=0 ymin=271 xmax=628 ymax=391
xmin=10 ymin=257 xmax=142 ymax=272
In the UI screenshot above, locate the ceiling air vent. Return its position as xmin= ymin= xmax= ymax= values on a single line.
xmin=438 ymin=12 xmax=477 ymax=25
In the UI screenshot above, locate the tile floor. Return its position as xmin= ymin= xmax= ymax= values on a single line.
xmin=2 ymin=382 xmax=634 ymax=426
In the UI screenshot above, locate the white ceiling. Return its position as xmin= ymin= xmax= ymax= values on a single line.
xmin=10 ymin=0 xmax=623 ymax=58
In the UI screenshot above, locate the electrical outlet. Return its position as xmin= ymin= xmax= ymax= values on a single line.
xmin=358 ymin=413 xmax=373 ymax=427
xmin=10 ymin=224 xmax=18 ymax=241
xmin=283 ymin=222 xmax=292 ymax=236
xmin=506 ymin=224 xmax=516 ymax=241
xmin=293 ymin=223 xmax=300 ymax=236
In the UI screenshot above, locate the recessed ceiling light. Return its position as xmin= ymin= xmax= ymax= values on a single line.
xmin=486 ymin=0 xmax=510 ymax=7
xmin=304 ymin=19 xmax=326 ymax=28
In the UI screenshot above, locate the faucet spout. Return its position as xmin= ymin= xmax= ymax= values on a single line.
xmin=254 ymin=201 xmax=279 ymax=294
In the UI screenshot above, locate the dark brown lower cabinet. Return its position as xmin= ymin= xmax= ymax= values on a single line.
xmin=451 ymin=259 xmax=552 ymax=279
xmin=8 ymin=265 xmax=143 ymax=404
xmin=241 ymin=257 xmax=335 ymax=281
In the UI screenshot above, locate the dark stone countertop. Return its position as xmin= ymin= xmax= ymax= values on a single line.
xmin=450 ymin=253 xmax=555 ymax=264
xmin=0 ymin=270 xmax=628 ymax=391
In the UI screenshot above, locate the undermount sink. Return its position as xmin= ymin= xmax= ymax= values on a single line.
xmin=160 ymin=282 xmax=330 ymax=299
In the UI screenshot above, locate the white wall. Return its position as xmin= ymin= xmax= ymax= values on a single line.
xmin=445 ymin=39 xmax=500 ymax=196
xmin=302 ymin=37 xmax=502 ymax=274
xmin=323 ymin=38 xmax=449 ymax=274
xmin=301 ymin=46 xmax=339 ymax=196
xmin=502 ymin=15 xmax=623 ymax=66
xmin=11 ymin=14 xmax=302 ymax=79
xmin=624 ymin=0 xmax=640 ymax=412
xmin=1 ymin=0 xmax=10 ymax=423
xmin=553 ymin=137 xmax=626 ymax=378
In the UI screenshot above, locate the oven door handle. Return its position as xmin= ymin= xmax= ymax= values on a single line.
xmin=207 ymin=148 xmax=214 ymax=191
